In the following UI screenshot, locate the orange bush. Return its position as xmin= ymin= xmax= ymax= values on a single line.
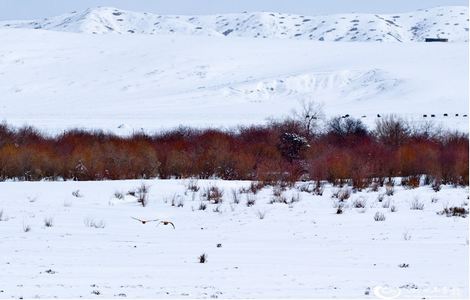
xmin=0 ymin=120 xmax=467 ymax=184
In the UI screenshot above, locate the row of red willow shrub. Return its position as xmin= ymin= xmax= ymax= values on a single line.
xmin=0 ymin=116 xmax=467 ymax=185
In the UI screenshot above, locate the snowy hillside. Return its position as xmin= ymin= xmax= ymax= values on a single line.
xmin=0 ymin=6 xmax=468 ymax=133
xmin=0 ymin=28 xmax=467 ymax=134
xmin=1 ymin=6 xmax=468 ymax=42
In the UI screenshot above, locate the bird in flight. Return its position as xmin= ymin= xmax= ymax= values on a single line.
xmin=131 ymin=217 xmax=159 ymax=224
xmin=158 ymin=221 xmax=176 ymax=229
xmin=131 ymin=217 xmax=175 ymax=229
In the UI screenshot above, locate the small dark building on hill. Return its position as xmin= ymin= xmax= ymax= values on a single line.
xmin=425 ymin=38 xmax=449 ymax=42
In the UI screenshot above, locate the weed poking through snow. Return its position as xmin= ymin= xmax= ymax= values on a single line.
xmin=114 ymin=191 xmax=124 ymax=200
xmin=23 ymin=223 xmax=31 ymax=232
xmin=374 ymin=211 xmax=386 ymax=221
xmin=336 ymin=203 xmax=344 ymax=214
xmin=377 ymin=193 xmax=385 ymax=202
xmin=198 ymin=253 xmax=207 ymax=263
xmin=334 ymin=188 xmax=351 ymax=201
xmin=382 ymin=198 xmax=391 ymax=208
xmin=437 ymin=206 xmax=468 ymax=218
xmin=213 ymin=205 xmax=222 ymax=213
xmin=256 ymin=210 xmax=267 ymax=219
xmin=198 ymin=202 xmax=207 ymax=211
xmin=231 ymin=188 xmax=240 ymax=204
xmin=44 ymin=217 xmax=54 ymax=227
xmin=136 ymin=183 xmax=150 ymax=207
xmin=246 ymin=194 xmax=256 ymax=207
xmin=203 ymin=185 xmax=224 ymax=204
xmin=410 ymin=197 xmax=424 ymax=210
xmin=385 ymin=185 xmax=394 ymax=196
xmin=403 ymin=231 xmax=412 ymax=240
xmin=352 ymin=197 xmax=367 ymax=208
xmin=186 ymin=179 xmax=200 ymax=192
xmin=84 ymin=217 xmax=106 ymax=229
xmin=72 ymin=189 xmax=83 ymax=198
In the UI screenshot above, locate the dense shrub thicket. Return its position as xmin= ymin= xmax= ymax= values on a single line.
xmin=0 ymin=115 xmax=467 ymax=186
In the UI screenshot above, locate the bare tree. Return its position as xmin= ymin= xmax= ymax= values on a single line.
xmin=327 ymin=116 xmax=368 ymax=138
xmin=374 ymin=114 xmax=410 ymax=147
xmin=410 ymin=120 xmax=443 ymax=140
xmin=292 ymin=98 xmax=324 ymax=136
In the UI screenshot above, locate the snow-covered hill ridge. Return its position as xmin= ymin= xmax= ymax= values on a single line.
xmin=1 ymin=6 xmax=468 ymax=42
xmin=0 ymin=29 xmax=467 ymax=133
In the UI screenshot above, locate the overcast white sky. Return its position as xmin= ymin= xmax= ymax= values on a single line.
xmin=0 ymin=0 xmax=468 ymax=20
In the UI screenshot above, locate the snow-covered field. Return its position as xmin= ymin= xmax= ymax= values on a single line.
xmin=0 ymin=6 xmax=468 ymax=134
xmin=0 ymin=179 xmax=468 ymax=298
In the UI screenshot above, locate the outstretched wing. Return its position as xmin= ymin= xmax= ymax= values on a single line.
xmin=131 ymin=216 xmax=144 ymax=223
xmin=131 ymin=217 xmax=159 ymax=224
xmin=167 ymin=221 xmax=176 ymax=229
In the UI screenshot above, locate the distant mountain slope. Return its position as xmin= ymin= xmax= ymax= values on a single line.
xmin=1 ymin=6 xmax=468 ymax=42
xmin=0 ymin=29 xmax=467 ymax=134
